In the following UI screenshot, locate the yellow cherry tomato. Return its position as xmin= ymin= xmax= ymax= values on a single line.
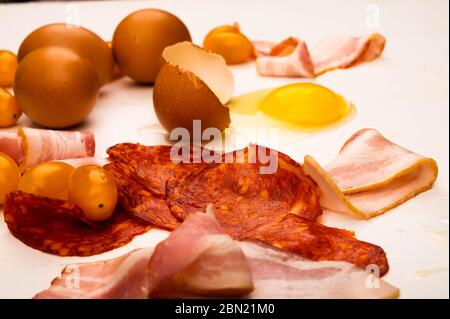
xmin=18 ymin=162 xmax=74 ymax=200
xmin=0 ymin=152 xmax=20 ymax=204
xmin=0 ymin=87 xmax=22 ymax=127
xmin=68 ymin=165 xmax=118 ymax=222
xmin=0 ymin=50 xmax=18 ymax=87
xmin=203 ymin=24 xmax=255 ymax=65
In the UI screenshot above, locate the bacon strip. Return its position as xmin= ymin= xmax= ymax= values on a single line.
xmin=254 ymin=33 xmax=386 ymax=77
xmin=304 ymin=129 xmax=438 ymax=218
xmin=33 ymin=218 xmax=398 ymax=299
xmin=0 ymin=128 xmax=95 ymax=169
xmin=242 ymin=241 xmax=399 ymax=299
xmin=34 ymin=248 xmax=153 ymax=299
xmin=148 ymin=207 xmax=254 ymax=297
xmin=18 ymin=127 xmax=95 ymax=170
xmin=34 ymin=208 xmax=254 ymax=299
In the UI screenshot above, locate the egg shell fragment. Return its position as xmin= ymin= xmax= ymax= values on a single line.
xmin=153 ymin=42 xmax=234 ymax=134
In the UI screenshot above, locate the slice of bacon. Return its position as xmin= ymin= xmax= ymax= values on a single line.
xmin=243 ymin=214 xmax=389 ymax=276
xmin=18 ymin=127 xmax=95 ymax=170
xmin=242 ymin=240 xmax=399 ymax=299
xmin=254 ymin=33 xmax=386 ymax=77
xmin=148 ymin=207 xmax=254 ymax=297
xmin=304 ymin=129 xmax=438 ymax=218
xmin=0 ymin=132 xmax=23 ymax=165
xmin=311 ymin=33 xmax=386 ymax=75
xmin=3 ymin=191 xmax=150 ymax=256
xmin=166 ymin=145 xmax=322 ymax=238
xmin=0 ymin=128 xmax=95 ymax=169
xmin=34 ymin=248 xmax=153 ymax=299
xmin=255 ymin=38 xmax=315 ymax=77
xmin=34 ymin=208 xmax=254 ymax=299
xmin=33 ymin=226 xmax=397 ymax=299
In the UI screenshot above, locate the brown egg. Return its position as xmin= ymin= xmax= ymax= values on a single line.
xmin=153 ymin=42 xmax=234 ymax=135
xmin=112 ymin=9 xmax=191 ymax=84
xmin=14 ymin=46 xmax=99 ymax=129
xmin=18 ymin=23 xmax=113 ymax=86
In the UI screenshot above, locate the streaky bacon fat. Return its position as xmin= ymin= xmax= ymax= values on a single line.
xmin=242 ymin=240 xmax=399 ymax=299
xmin=304 ymin=128 xmax=438 ymax=218
xmin=33 ymin=214 xmax=398 ymax=299
xmin=0 ymin=128 xmax=95 ymax=169
xmin=34 ymin=208 xmax=254 ymax=299
xmin=255 ymin=33 xmax=386 ymax=77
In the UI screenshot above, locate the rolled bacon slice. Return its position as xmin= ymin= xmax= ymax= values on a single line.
xmin=0 ymin=128 xmax=95 ymax=169
xmin=304 ymin=129 xmax=438 ymax=219
xmin=254 ymin=33 xmax=386 ymax=77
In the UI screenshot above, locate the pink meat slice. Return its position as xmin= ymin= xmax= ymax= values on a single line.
xmin=242 ymin=241 xmax=399 ymax=299
xmin=0 ymin=128 xmax=95 ymax=169
xmin=33 ymin=208 xmax=254 ymax=299
xmin=254 ymin=33 xmax=385 ymax=77
xmin=304 ymin=128 xmax=438 ymax=218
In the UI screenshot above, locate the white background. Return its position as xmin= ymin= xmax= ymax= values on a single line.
xmin=0 ymin=0 xmax=448 ymax=298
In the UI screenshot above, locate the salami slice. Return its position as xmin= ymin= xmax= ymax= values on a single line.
xmin=3 ymin=191 xmax=150 ymax=256
xmin=243 ymin=214 xmax=389 ymax=276
xmin=166 ymin=145 xmax=322 ymax=238
xmin=105 ymin=143 xmax=206 ymax=230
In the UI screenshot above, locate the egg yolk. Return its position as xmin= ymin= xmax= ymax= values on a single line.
xmin=18 ymin=162 xmax=74 ymax=200
xmin=260 ymin=82 xmax=350 ymax=126
xmin=0 ymin=152 xmax=20 ymax=204
xmin=68 ymin=165 xmax=118 ymax=222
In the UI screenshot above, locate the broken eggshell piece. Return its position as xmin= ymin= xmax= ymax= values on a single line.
xmin=153 ymin=41 xmax=234 ymax=135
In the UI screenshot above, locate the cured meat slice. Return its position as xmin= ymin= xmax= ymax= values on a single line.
xmin=254 ymin=33 xmax=386 ymax=77
xmin=304 ymin=129 xmax=438 ymax=218
xmin=105 ymin=143 xmax=207 ymax=230
xmin=255 ymin=38 xmax=315 ymax=77
xmin=3 ymin=191 xmax=150 ymax=256
xmin=34 ymin=248 xmax=153 ymax=299
xmin=166 ymin=145 xmax=322 ymax=238
xmin=34 ymin=208 xmax=254 ymax=299
xmin=312 ymin=33 xmax=386 ymax=75
xmin=0 ymin=132 xmax=23 ymax=165
xmin=243 ymin=214 xmax=389 ymax=276
xmin=148 ymin=206 xmax=254 ymax=297
xmin=242 ymin=241 xmax=399 ymax=299
xmin=18 ymin=127 xmax=95 ymax=170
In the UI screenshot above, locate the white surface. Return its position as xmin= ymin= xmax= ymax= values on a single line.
xmin=0 ymin=0 xmax=448 ymax=298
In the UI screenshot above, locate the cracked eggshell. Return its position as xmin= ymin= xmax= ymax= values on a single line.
xmin=153 ymin=42 xmax=234 ymax=134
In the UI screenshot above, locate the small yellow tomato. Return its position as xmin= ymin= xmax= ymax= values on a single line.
xmin=18 ymin=162 xmax=74 ymax=200
xmin=0 ymin=50 xmax=18 ymax=87
xmin=203 ymin=24 xmax=255 ymax=65
xmin=68 ymin=165 xmax=118 ymax=222
xmin=0 ymin=152 xmax=20 ymax=204
xmin=0 ymin=87 xmax=22 ymax=127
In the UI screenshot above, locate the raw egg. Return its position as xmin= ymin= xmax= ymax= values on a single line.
xmin=14 ymin=46 xmax=99 ymax=129
xmin=112 ymin=9 xmax=191 ymax=83
xmin=18 ymin=23 xmax=114 ymax=86
xmin=153 ymin=41 xmax=234 ymax=134
xmin=227 ymin=82 xmax=355 ymax=146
